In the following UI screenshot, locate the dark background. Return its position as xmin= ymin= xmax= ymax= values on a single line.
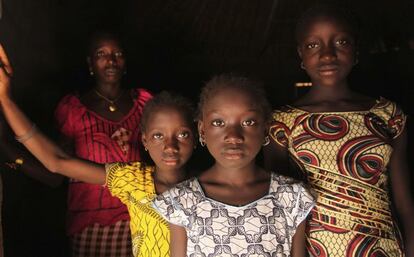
xmin=0 ymin=0 xmax=413 ymax=256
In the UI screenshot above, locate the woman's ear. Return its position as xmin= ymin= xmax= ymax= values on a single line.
xmin=297 ymin=46 xmax=303 ymax=59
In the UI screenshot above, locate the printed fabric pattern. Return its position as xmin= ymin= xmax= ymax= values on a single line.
xmin=153 ymin=173 xmax=315 ymax=257
xmin=269 ymin=97 xmax=406 ymax=256
xmin=106 ymin=162 xmax=170 ymax=257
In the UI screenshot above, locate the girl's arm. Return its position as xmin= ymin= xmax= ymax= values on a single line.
xmin=169 ymin=223 xmax=187 ymax=257
xmin=389 ymin=129 xmax=414 ymax=257
xmin=290 ymin=220 xmax=306 ymax=257
xmin=0 ymin=44 xmax=106 ymax=185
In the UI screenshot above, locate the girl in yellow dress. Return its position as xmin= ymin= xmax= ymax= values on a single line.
xmin=0 ymin=44 xmax=196 ymax=256
xmin=264 ymin=4 xmax=414 ymax=256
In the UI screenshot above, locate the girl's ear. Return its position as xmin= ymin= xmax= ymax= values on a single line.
xmin=141 ymin=134 xmax=148 ymax=148
xmin=197 ymin=120 xmax=204 ymax=137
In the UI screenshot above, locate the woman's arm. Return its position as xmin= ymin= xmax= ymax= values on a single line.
xmin=389 ymin=129 xmax=414 ymax=256
xmin=169 ymin=223 xmax=187 ymax=257
xmin=291 ymin=220 xmax=306 ymax=257
xmin=0 ymin=44 xmax=106 ymax=185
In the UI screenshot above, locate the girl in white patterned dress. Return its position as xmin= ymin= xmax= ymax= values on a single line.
xmin=153 ymin=74 xmax=315 ymax=257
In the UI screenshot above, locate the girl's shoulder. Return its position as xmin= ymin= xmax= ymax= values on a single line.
xmin=269 ymin=172 xmax=315 ymax=201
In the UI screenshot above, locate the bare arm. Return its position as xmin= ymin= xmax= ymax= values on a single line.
xmin=169 ymin=223 xmax=187 ymax=257
xmin=389 ymin=129 xmax=414 ymax=256
xmin=291 ymin=220 xmax=306 ymax=257
xmin=0 ymin=44 xmax=105 ymax=185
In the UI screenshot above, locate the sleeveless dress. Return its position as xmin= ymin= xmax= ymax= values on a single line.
xmin=269 ymin=97 xmax=406 ymax=256
xmin=106 ymin=162 xmax=170 ymax=257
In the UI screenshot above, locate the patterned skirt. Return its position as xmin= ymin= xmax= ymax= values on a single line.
xmin=71 ymin=220 xmax=133 ymax=257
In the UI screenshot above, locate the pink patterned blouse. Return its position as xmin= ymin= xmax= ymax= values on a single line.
xmin=55 ymin=88 xmax=152 ymax=235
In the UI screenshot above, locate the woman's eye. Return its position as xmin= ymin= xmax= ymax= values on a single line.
xmin=306 ymin=43 xmax=319 ymax=49
xmin=242 ymin=120 xmax=256 ymax=127
xmin=178 ymin=131 xmax=190 ymax=139
xmin=114 ymin=51 xmax=124 ymax=58
xmin=336 ymin=39 xmax=348 ymax=46
xmin=152 ymin=133 xmax=163 ymax=140
xmin=95 ymin=51 xmax=106 ymax=58
xmin=211 ymin=120 xmax=224 ymax=127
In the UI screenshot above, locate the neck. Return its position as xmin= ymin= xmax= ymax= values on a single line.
xmin=208 ymin=162 xmax=263 ymax=186
xmin=153 ymin=167 xmax=185 ymax=186
xmin=94 ymin=82 xmax=122 ymax=99
xmin=308 ymin=82 xmax=353 ymax=101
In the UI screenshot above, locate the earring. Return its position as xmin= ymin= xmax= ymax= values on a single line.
xmin=262 ymin=136 xmax=270 ymax=146
xmin=300 ymin=62 xmax=306 ymax=70
xmin=199 ymin=135 xmax=206 ymax=147
xmin=90 ymin=70 xmax=94 ymax=76
xmin=354 ymin=58 xmax=359 ymax=66
xmin=144 ymin=147 xmax=148 ymax=152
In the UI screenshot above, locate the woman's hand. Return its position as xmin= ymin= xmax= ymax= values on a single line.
xmin=0 ymin=44 xmax=13 ymax=101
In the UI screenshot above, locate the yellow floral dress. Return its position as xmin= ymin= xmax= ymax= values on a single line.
xmin=270 ymin=98 xmax=406 ymax=256
xmin=106 ymin=162 xmax=169 ymax=257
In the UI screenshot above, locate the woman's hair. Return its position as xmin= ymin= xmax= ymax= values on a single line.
xmin=86 ymin=29 xmax=124 ymax=57
xmin=197 ymin=73 xmax=272 ymax=123
xmin=295 ymin=4 xmax=361 ymax=44
xmin=140 ymin=91 xmax=196 ymax=134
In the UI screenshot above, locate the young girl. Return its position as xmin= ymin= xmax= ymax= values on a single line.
xmin=264 ymin=5 xmax=414 ymax=256
xmin=0 ymin=46 xmax=196 ymax=256
xmin=153 ymin=74 xmax=315 ymax=257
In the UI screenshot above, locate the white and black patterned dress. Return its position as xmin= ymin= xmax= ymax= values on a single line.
xmin=153 ymin=173 xmax=315 ymax=257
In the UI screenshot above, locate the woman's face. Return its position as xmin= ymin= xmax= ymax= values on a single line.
xmin=88 ymin=38 xmax=125 ymax=85
xmin=198 ymin=88 xmax=266 ymax=170
xmin=297 ymin=16 xmax=356 ymax=88
xmin=142 ymin=106 xmax=195 ymax=173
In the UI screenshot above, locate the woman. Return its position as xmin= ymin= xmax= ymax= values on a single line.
xmin=54 ymin=30 xmax=152 ymax=256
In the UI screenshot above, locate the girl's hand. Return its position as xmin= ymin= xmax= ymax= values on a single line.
xmin=0 ymin=44 xmax=13 ymax=101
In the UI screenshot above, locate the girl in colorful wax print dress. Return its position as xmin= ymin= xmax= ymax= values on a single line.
xmin=264 ymin=4 xmax=414 ymax=257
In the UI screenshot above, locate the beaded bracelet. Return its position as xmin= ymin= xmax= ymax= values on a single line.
xmin=15 ymin=124 xmax=37 ymax=143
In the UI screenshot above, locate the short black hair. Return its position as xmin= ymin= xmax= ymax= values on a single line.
xmin=140 ymin=91 xmax=196 ymax=134
xmin=295 ymin=4 xmax=361 ymax=44
xmin=197 ymin=73 xmax=272 ymax=123
xmin=86 ymin=29 xmax=124 ymax=57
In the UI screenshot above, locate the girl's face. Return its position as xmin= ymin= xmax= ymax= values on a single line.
xmin=198 ymin=88 xmax=267 ymax=170
xmin=297 ymin=16 xmax=356 ymax=87
xmin=87 ymin=38 xmax=125 ymax=85
xmin=142 ymin=106 xmax=195 ymax=173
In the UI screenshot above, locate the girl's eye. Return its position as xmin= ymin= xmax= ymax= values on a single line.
xmin=152 ymin=133 xmax=163 ymax=140
xmin=211 ymin=119 xmax=224 ymax=127
xmin=178 ymin=131 xmax=190 ymax=139
xmin=306 ymin=43 xmax=319 ymax=49
xmin=242 ymin=119 xmax=256 ymax=127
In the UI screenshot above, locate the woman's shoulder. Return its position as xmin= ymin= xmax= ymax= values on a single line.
xmin=131 ymin=88 xmax=153 ymax=102
xmin=106 ymin=161 xmax=154 ymax=181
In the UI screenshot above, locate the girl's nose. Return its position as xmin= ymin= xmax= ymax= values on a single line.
xmin=164 ymin=137 xmax=179 ymax=152
xmin=320 ymin=44 xmax=337 ymax=61
xmin=224 ymin=126 xmax=244 ymax=144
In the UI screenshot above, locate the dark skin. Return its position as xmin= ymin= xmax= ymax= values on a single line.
xmin=0 ymin=115 xmax=63 ymax=187
xmin=170 ymin=88 xmax=307 ymax=257
xmin=83 ymin=37 xmax=133 ymax=121
xmin=264 ymin=15 xmax=414 ymax=256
